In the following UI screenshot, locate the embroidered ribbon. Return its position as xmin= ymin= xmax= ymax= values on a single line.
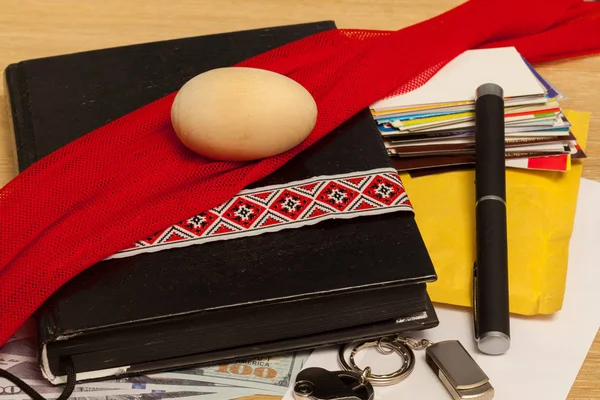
xmin=111 ymin=169 xmax=412 ymax=259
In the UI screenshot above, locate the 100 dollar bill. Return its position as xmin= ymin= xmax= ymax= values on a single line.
xmin=159 ymin=352 xmax=310 ymax=395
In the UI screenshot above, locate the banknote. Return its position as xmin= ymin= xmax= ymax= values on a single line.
xmin=0 ymin=354 xmax=35 ymax=372
xmin=0 ymin=321 xmax=310 ymax=400
xmin=159 ymin=351 xmax=311 ymax=394
xmin=0 ymin=359 xmax=275 ymax=400
xmin=77 ymin=392 xmax=268 ymax=400
xmin=0 ymin=385 xmax=257 ymax=400
xmin=0 ymin=368 xmax=271 ymax=400
xmin=0 ymin=359 xmax=226 ymax=397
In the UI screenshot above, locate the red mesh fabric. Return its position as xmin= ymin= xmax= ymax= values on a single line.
xmin=478 ymin=4 xmax=600 ymax=62
xmin=1 ymin=0 xmax=600 ymax=345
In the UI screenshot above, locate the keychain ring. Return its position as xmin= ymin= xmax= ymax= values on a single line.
xmin=337 ymin=339 xmax=415 ymax=386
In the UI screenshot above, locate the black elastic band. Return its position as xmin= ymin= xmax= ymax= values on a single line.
xmin=0 ymin=357 xmax=76 ymax=400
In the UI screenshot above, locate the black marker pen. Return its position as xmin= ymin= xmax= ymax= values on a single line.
xmin=473 ymin=83 xmax=510 ymax=355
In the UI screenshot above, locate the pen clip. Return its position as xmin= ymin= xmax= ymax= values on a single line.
xmin=472 ymin=261 xmax=479 ymax=340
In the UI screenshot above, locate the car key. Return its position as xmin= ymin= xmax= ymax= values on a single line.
xmin=293 ymin=367 xmax=374 ymax=400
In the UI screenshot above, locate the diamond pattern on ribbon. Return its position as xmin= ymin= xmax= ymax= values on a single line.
xmin=269 ymin=189 xmax=312 ymax=220
xmin=363 ymin=175 xmax=404 ymax=206
xmin=316 ymin=182 xmax=360 ymax=211
xmin=111 ymin=169 xmax=413 ymax=259
xmin=180 ymin=211 xmax=219 ymax=236
xmin=222 ymin=198 xmax=266 ymax=228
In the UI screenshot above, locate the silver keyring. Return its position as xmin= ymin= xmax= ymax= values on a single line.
xmin=337 ymin=339 xmax=415 ymax=386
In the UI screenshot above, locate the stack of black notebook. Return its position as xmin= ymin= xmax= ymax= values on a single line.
xmin=3 ymin=20 xmax=439 ymax=384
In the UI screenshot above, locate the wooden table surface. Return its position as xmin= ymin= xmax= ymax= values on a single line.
xmin=0 ymin=1 xmax=598 ymax=398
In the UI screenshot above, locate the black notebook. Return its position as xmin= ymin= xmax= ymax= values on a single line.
xmin=3 ymin=20 xmax=439 ymax=385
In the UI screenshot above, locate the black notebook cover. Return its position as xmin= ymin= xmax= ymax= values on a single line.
xmin=3 ymin=21 xmax=438 ymax=383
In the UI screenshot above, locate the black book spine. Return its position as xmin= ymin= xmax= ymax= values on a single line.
xmin=3 ymin=63 xmax=37 ymax=172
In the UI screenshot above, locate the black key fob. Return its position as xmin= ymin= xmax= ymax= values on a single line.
xmin=293 ymin=367 xmax=374 ymax=400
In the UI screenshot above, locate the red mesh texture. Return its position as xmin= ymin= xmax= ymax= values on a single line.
xmin=1 ymin=0 xmax=600 ymax=345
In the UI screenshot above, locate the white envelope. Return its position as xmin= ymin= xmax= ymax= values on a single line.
xmin=371 ymin=47 xmax=546 ymax=112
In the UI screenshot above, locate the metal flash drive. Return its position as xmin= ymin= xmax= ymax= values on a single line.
xmin=425 ymin=340 xmax=494 ymax=400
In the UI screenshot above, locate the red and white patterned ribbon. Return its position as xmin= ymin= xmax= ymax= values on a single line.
xmin=108 ymin=168 xmax=413 ymax=259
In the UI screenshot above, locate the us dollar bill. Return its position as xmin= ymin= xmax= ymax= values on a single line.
xmin=158 ymin=351 xmax=311 ymax=394
xmin=0 ymin=359 xmax=259 ymax=400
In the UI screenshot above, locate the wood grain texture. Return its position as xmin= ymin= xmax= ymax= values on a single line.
xmin=0 ymin=1 xmax=598 ymax=398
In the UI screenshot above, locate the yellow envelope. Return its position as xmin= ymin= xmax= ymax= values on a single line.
xmin=399 ymin=109 xmax=590 ymax=315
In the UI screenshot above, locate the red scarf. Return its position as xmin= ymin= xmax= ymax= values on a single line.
xmin=1 ymin=0 xmax=599 ymax=345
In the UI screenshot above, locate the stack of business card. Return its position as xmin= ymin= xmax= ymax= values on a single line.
xmin=370 ymin=47 xmax=585 ymax=175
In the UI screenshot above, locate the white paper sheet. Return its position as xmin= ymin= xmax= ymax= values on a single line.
xmin=283 ymin=177 xmax=600 ymax=400
xmin=370 ymin=47 xmax=546 ymax=111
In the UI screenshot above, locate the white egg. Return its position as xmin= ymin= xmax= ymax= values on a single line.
xmin=171 ymin=67 xmax=317 ymax=161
